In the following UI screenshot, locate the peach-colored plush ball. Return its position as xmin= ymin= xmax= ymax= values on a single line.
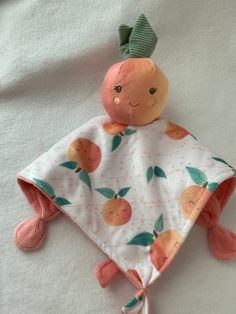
xmin=102 ymin=58 xmax=168 ymax=126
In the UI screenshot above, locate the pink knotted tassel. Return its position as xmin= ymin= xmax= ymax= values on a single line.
xmin=197 ymin=192 xmax=236 ymax=260
xmin=14 ymin=218 xmax=47 ymax=251
xmin=208 ymin=225 xmax=236 ymax=260
xmin=14 ymin=189 xmax=60 ymax=251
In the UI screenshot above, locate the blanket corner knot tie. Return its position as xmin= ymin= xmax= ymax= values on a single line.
xmin=121 ymin=286 xmax=149 ymax=314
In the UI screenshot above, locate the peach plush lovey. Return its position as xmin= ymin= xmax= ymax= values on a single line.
xmin=14 ymin=15 xmax=236 ymax=314
xmin=102 ymin=15 xmax=168 ymax=126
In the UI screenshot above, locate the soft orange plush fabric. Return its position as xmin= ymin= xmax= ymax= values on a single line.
xmin=102 ymin=58 xmax=168 ymax=126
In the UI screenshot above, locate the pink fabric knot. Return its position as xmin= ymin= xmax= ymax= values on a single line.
xmin=208 ymin=225 xmax=236 ymax=260
xmin=13 ymin=188 xmax=61 ymax=252
xmin=14 ymin=217 xmax=47 ymax=252
xmin=197 ymin=193 xmax=236 ymax=260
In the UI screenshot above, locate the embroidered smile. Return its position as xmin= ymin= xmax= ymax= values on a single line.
xmin=129 ymin=102 xmax=140 ymax=108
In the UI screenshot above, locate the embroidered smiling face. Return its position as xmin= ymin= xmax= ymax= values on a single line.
xmin=102 ymin=58 xmax=168 ymax=125
xmin=68 ymin=138 xmax=101 ymax=172
xmin=102 ymin=198 xmax=132 ymax=226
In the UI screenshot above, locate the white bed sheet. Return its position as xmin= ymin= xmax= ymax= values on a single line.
xmin=1 ymin=1 xmax=236 ymax=313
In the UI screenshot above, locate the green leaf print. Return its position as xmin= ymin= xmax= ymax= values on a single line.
xmin=154 ymin=166 xmax=167 ymax=178
xmin=60 ymin=161 xmax=77 ymax=170
xmin=186 ymin=167 xmax=207 ymax=185
xmin=212 ymin=156 xmax=235 ymax=172
xmin=96 ymin=187 xmax=115 ymax=199
xmin=111 ymin=134 xmax=122 ymax=152
xmin=212 ymin=157 xmax=229 ymax=165
xmin=79 ymin=170 xmax=91 ymax=191
xmin=124 ymin=296 xmax=138 ymax=309
xmin=118 ymin=187 xmax=130 ymax=197
xmin=207 ymin=182 xmax=219 ymax=192
xmin=124 ymin=128 xmax=137 ymax=136
xmin=33 ymin=178 xmax=55 ymax=198
xmin=190 ymin=133 xmax=197 ymax=140
xmin=233 ymin=169 xmax=236 ymax=176
xmin=146 ymin=166 xmax=154 ymax=183
xmin=55 ymin=197 xmax=71 ymax=206
xmin=127 ymin=232 xmax=154 ymax=246
xmin=154 ymin=214 xmax=164 ymax=232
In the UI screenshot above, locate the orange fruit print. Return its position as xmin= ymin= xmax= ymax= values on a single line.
xmin=60 ymin=138 xmax=101 ymax=191
xmin=103 ymin=121 xmax=136 ymax=152
xmin=96 ymin=187 xmax=132 ymax=226
xmin=181 ymin=185 xmax=205 ymax=221
xmin=102 ymin=198 xmax=132 ymax=226
xmin=128 ymin=214 xmax=184 ymax=272
xmin=68 ymin=138 xmax=101 ymax=173
xmin=180 ymin=167 xmax=218 ymax=221
xmin=165 ymin=122 xmax=189 ymax=140
xmin=103 ymin=121 xmax=127 ymax=135
xmin=150 ymin=229 xmax=183 ymax=272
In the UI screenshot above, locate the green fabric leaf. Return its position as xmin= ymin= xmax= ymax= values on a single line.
xmin=124 ymin=128 xmax=136 ymax=136
xmin=154 ymin=214 xmax=164 ymax=232
xmin=146 ymin=166 xmax=154 ymax=183
xmin=119 ymin=25 xmax=133 ymax=56
xmin=96 ymin=188 xmax=115 ymax=199
xmin=124 ymin=296 xmax=138 ymax=309
xmin=59 ymin=161 xmax=77 ymax=170
xmin=118 ymin=187 xmax=130 ymax=197
xmin=154 ymin=166 xmax=167 ymax=178
xmin=186 ymin=167 xmax=207 ymax=185
xmin=33 ymin=178 xmax=55 ymax=198
xmin=208 ymin=182 xmax=219 ymax=192
xmin=79 ymin=170 xmax=91 ymax=191
xmin=55 ymin=197 xmax=71 ymax=206
xmin=190 ymin=133 xmax=197 ymax=140
xmin=212 ymin=157 xmax=229 ymax=165
xmin=127 ymin=232 xmax=154 ymax=246
xmin=233 ymin=169 xmax=236 ymax=176
xmin=118 ymin=14 xmax=158 ymax=59
xmin=111 ymin=135 xmax=122 ymax=152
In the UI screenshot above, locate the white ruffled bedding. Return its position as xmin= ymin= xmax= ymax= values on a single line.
xmin=1 ymin=1 xmax=236 ymax=313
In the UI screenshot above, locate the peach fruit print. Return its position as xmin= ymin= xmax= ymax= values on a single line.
xmin=146 ymin=165 xmax=167 ymax=183
xmin=60 ymin=138 xmax=101 ymax=191
xmin=128 ymin=214 xmax=184 ymax=272
xmin=96 ymin=187 xmax=132 ymax=226
xmin=165 ymin=122 xmax=197 ymax=140
xmin=103 ymin=121 xmax=136 ymax=151
xmin=165 ymin=122 xmax=189 ymax=140
xmin=180 ymin=166 xmax=219 ymax=221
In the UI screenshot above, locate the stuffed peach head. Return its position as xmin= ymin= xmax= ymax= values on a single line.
xmin=102 ymin=58 xmax=168 ymax=126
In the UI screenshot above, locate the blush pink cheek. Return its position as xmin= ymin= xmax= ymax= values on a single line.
xmin=113 ymin=97 xmax=120 ymax=104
